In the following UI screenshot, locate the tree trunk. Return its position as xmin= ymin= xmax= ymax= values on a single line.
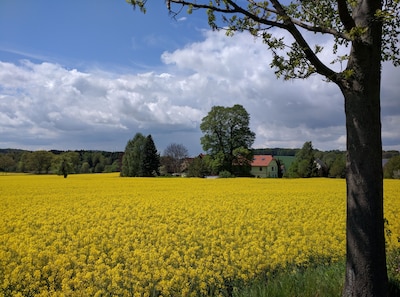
xmin=338 ymin=1 xmax=389 ymax=295
xmin=342 ymin=84 xmax=388 ymax=297
xmin=340 ymin=3 xmax=388 ymax=294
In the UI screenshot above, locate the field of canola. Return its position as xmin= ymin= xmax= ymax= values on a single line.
xmin=1 ymin=174 xmax=399 ymax=297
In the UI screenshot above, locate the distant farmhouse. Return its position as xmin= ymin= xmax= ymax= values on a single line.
xmin=250 ymin=155 xmax=295 ymax=178
xmin=180 ymin=152 xmax=296 ymax=178
xmin=251 ymin=155 xmax=278 ymax=178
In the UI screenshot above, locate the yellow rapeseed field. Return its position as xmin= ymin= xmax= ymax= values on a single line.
xmin=1 ymin=174 xmax=399 ymax=296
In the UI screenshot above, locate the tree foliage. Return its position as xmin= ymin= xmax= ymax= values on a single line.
xmin=0 ymin=149 xmax=121 ymax=175
xmin=287 ymin=141 xmax=317 ymax=178
xmin=141 ymin=135 xmax=161 ymax=177
xmin=384 ymin=155 xmax=400 ymax=179
xmin=186 ymin=155 xmax=211 ymax=177
xmin=52 ymin=152 xmax=82 ymax=177
xmin=0 ymin=154 xmax=16 ymax=172
xmin=121 ymin=133 xmax=160 ymax=177
xmin=27 ymin=151 xmax=54 ymax=174
xmin=232 ymin=146 xmax=253 ymax=176
xmin=127 ymin=0 xmax=399 ymax=76
xmin=200 ymin=104 xmax=255 ymax=174
xmin=121 ymin=133 xmax=146 ymax=177
xmin=328 ymin=152 xmax=346 ymax=178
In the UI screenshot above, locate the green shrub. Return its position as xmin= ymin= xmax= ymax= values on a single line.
xmin=219 ymin=170 xmax=235 ymax=178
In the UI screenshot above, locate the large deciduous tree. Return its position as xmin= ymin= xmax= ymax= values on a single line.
xmin=287 ymin=141 xmax=317 ymax=178
xmin=121 ymin=133 xmax=146 ymax=177
xmin=54 ymin=152 xmax=79 ymax=178
xmin=126 ymin=0 xmax=400 ymax=295
xmin=28 ymin=150 xmax=54 ymax=174
xmin=200 ymin=104 xmax=255 ymax=174
xmin=0 ymin=154 xmax=16 ymax=172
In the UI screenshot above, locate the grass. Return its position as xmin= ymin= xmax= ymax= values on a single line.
xmin=234 ymin=261 xmax=345 ymax=297
xmin=234 ymin=257 xmax=400 ymax=297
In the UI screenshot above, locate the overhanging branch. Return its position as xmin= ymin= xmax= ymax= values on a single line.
xmin=337 ymin=0 xmax=356 ymax=32
xmin=270 ymin=0 xmax=338 ymax=81
xmin=167 ymin=0 xmax=340 ymax=81
xmin=290 ymin=18 xmax=351 ymax=40
xmin=168 ymin=0 xmax=288 ymax=29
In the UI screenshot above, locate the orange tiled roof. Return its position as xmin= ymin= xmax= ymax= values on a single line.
xmin=251 ymin=155 xmax=274 ymax=167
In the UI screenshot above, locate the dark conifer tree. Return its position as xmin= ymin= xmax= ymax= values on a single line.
xmin=141 ymin=135 xmax=160 ymax=177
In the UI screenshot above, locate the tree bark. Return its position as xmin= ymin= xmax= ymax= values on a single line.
xmin=342 ymin=84 xmax=388 ymax=297
xmin=340 ymin=2 xmax=388 ymax=295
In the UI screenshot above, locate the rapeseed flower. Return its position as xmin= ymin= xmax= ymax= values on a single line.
xmin=0 ymin=174 xmax=399 ymax=296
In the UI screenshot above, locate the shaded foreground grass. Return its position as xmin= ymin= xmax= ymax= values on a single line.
xmin=234 ymin=258 xmax=400 ymax=297
xmin=234 ymin=261 xmax=345 ymax=297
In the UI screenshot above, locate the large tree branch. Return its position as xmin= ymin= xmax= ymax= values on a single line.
xmin=168 ymin=0 xmax=233 ymax=14
xmin=168 ymin=0 xmax=288 ymax=29
xmin=290 ymin=18 xmax=351 ymax=40
xmin=248 ymin=0 xmax=279 ymax=16
xmin=270 ymin=0 xmax=338 ymax=81
xmin=249 ymin=0 xmax=346 ymax=41
xmin=337 ymin=0 xmax=356 ymax=32
xmin=168 ymin=0 xmax=340 ymax=81
xmin=170 ymin=0 xmax=349 ymax=40
xmin=225 ymin=0 xmax=289 ymax=29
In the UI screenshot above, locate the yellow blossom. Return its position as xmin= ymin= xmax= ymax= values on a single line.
xmin=0 ymin=174 xmax=399 ymax=296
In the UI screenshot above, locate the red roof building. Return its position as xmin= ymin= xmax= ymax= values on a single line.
xmin=250 ymin=155 xmax=279 ymax=178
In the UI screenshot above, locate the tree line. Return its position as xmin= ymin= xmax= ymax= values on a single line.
xmin=0 ymin=149 xmax=122 ymax=176
xmin=1 ymin=143 xmax=399 ymax=179
xmin=116 ymin=105 xmax=400 ymax=179
xmin=1 ymin=108 xmax=399 ymax=179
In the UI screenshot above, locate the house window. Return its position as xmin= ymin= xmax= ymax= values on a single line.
xmin=259 ymin=167 xmax=262 ymax=171
xmin=271 ymin=166 xmax=274 ymax=171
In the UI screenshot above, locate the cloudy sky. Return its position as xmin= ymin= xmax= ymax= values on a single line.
xmin=1 ymin=1 xmax=399 ymax=155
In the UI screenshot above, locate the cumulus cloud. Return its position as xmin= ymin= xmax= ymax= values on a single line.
xmin=0 ymin=30 xmax=399 ymax=154
xmin=0 ymin=60 xmax=205 ymax=152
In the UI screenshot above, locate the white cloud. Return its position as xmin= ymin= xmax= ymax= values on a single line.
xmin=0 ymin=30 xmax=399 ymax=154
xmin=0 ymin=59 xmax=207 ymax=153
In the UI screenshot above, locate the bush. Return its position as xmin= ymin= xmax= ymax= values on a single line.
xmin=219 ymin=170 xmax=235 ymax=178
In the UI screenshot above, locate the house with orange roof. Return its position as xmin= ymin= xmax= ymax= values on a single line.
xmin=251 ymin=155 xmax=279 ymax=178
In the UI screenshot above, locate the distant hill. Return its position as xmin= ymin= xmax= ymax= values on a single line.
xmin=252 ymin=148 xmax=300 ymax=156
xmin=0 ymin=148 xmax=29 ymax=154
xmin=382 ymin=150 xmax=400 ymax=159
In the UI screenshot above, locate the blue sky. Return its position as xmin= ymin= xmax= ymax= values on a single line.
xmin=1 ymin=0 xmax=399 ymax=155
xmin=0 ymin=1 xmax=206 ymax=69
